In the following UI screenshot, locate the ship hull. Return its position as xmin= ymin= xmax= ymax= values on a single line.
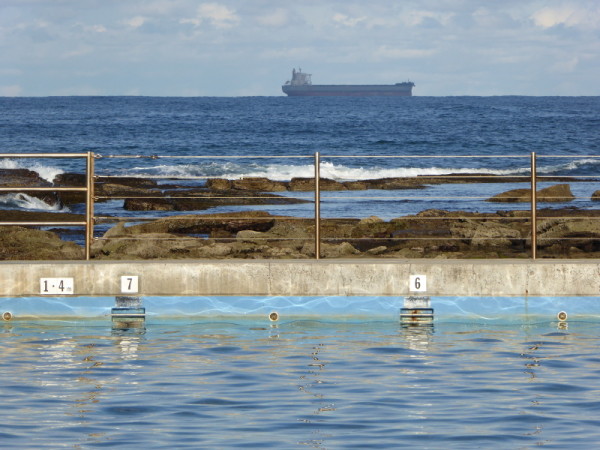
xmin=282 ymin=84 xmax=413 ymax=97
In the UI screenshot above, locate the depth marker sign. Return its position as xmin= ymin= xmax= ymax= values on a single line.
xmin=409 ymin=275 xmax=427 ymax=292
xmin=40 ymin=278 xmax=74 ymax=295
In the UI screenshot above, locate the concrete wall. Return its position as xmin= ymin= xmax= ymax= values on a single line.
xmin=1 ymin=259 xmax=600 ymax=298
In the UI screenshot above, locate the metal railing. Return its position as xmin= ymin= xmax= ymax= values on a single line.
xmin=1 ymin=152 xmax=599 ymax=260
xmin=0 ymin=152 xmax=95 ymax=260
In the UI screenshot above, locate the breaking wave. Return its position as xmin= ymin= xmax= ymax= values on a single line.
xmin=2 ymin=155 xmax=598 ymax=184
xmin=0 ymin=193 xmax=69 ymax=212
xmin=104 ymin=157 xmax=600 ymax=181
xmin=0 ymin=158 xmax=64 ymax=183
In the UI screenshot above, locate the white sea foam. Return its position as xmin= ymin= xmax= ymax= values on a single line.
xmin=536 ymin=157 xmax=600 ymax=174
xmin=3 ymin=155 xmax=596 ymax=184
xmin=0 ymin=193 xmax=69 ymax=212
xmin=113 ymin=160 xmax=539 ymax=181
xmin=0 ymin=158 xmax=64 ymax=182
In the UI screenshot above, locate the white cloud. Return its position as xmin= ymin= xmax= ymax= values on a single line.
xmin=182 ymin=3 xmax=240 ymax=29
xmin=89 ymin=24 xmax=107 ymax=33
xmin=532 ymin=5 xmax=600 ymax=29
xmin=332 ymin=13 xmax=366 ymax=27
xmin=1 ymin=0 xmax=599 ymax=95
xmin=126 ymin=16 xmax=146 ymax=29
xmin=402 ymin=10 xmax=453 ymax=27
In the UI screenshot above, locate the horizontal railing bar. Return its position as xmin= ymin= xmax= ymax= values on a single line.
xmin=3 ymin=153 xmax=595 ymax=163
xmin=95 ymin=195 xmax=581 ymax=201
xmin=154 ymin=216 xmax=599 ymax=221
xmin=98 ymin=155 xmax=313 ymax=159
xmin=95 ymin=236 xmax=529 ymax=242
xmin=323 ymin=196 xmax=518 ymax=199
xmin=92 ymin=215 xmax=536 ymax=221
xmin=414 ymin=175 xmax=531 ymax=178
xmin=95 ymin=237 xmax=313 ymax=241
xmin=95 ymin=154 xmax=600 ymax=160
xmin=97 ymin=175 xmax=225 ymax=180
xmin=86 ymin=235 xmax=599 ymax=242
xmin=0 ymin=222 xmax=87 ymax=226
xmin=537 ymin=237 xmax=600 ymax=240
xmin=387 ymin=217 xmax=532 ymax=220
xmin=324 ymin=237 xmax=524 ymax=241
xmin=0 ymin=187 xmax=88 ymax=192
xmin=322 ymin=155 xmax=530 ymax=159
xmin=0 ymin=153 xmax=89 ymax=158
xmin=94 ymin=174 xmax=599 ymax=181
xmin=326 ymin=176 xmax=533 ymax=180
xmin=94 ymin=216 xmax=310 ymax=221
xmin=535 ymin=216 xmax=600 ymax=219
xmin=538 ymin=155 xmax=600 ymax=158
xmin=96 ymin=195 xmax=313 ymax=200
xmin=93 ymin=176 xmax=600 ymax=182
xmin=537 ymin=175 xmax=600 ymax=179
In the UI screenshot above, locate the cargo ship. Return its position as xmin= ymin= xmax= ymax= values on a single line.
xmin=282 ymin=68 xmax=415 ymax=97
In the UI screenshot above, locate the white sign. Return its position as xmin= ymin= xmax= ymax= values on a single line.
xmin=409 ymin=275 xmax=427 ymax=292
xmin=121 ymin=276 xmax=139 ymax=294
xmin=40 ymin=278 xmax=74 ymax=295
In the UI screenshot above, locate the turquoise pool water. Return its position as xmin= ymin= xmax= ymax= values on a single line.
xmin=2 ymin=297 xmax=600 ymax=448
xmin=2 ymin=295 xmax=600 ymax=322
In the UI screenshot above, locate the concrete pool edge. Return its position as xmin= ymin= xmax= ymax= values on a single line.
xmin=1 ymin=258 xmax=600 ymax=298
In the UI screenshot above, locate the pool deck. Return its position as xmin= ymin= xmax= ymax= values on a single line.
xmin=1 ymin=259 xmax=599 ymax=298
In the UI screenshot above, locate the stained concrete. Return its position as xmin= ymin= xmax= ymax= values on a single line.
xmin=1 ymin=259 xmax=600 ymax=297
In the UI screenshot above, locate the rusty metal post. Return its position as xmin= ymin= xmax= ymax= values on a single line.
xmin=530 ymin=152 xmax=537 ymax=260
xmin=314 ymin=152 xmax=321 ymax=260
xmin=85 ymin=152 xmax=95 ymax=260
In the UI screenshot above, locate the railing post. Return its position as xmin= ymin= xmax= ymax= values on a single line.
xmin=85 ymin=151 xmax=95 ymax=260
xmin=530 ymin=152 xmax=537 ymax=260
xmin=314 ymin=152 xmax=321 ymax=260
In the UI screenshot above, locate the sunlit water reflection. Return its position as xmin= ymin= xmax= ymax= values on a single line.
xmin=2 ymin=313 xmax=600 ymax=448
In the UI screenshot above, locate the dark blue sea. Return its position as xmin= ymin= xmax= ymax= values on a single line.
xmin=2 ymin=96 xmax=600 ymax=447
xmin=1 ymin=96 xmax=600 ymax=218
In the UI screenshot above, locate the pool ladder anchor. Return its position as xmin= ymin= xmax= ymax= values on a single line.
xmin=400 ymin=296 xmax=433 ymax=326
xmin=112 ymin=296 xmax=145 ymax=329
xmin=556 ymin=311 xmax=568 ymax=330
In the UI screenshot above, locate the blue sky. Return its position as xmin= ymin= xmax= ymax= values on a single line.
xmin=1 ymin=0 xmax=599 ymax=96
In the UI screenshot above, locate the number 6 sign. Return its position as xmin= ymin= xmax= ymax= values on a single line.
xmin=409 ymin=275 xmax=427 ymax=292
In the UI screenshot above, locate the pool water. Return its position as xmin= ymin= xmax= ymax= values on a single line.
xmin=2 ymin=317 xmax=600 ymax=448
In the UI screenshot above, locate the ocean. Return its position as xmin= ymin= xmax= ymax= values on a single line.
xmin=1 ymin=96 xmax=600 ymax=219
xmin=2 ymin=96 xmax=600 ymax=447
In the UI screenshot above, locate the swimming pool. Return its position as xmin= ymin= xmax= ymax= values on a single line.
xmin=1 ymin=295 xmax=599 ymax=324
xmin=2 ymin=312 xmax=600 ymax=448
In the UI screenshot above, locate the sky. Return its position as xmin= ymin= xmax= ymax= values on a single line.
xmin=1 ymin=0 xmax=599 ymax=96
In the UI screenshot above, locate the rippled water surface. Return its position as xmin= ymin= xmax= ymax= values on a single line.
xmin=2 ymin=319 xmax=600 ymax=448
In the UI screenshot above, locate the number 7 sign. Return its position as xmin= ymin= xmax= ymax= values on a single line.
xmin=121 ymin=276 xmax=139 ymax=294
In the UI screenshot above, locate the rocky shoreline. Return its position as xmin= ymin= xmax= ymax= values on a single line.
xmin=2 ymin=168 xmax=600 ymax=260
